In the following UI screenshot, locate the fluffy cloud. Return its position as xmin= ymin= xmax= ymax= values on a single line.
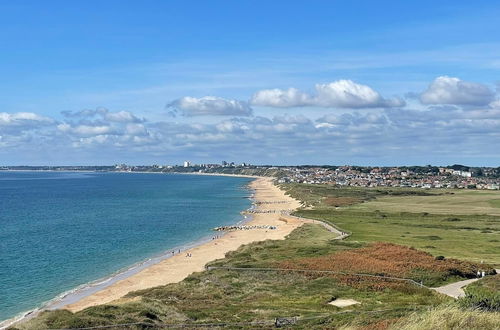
xmin=251 ymin=80 xmax=405 ymax=109
xmin=489 ymin=99 xmax=500 ymax=109
xmin=250 ymin=88 xmax=310 ymax=108
xmin=62 ymin=108 xmax=143 ymax=123
xmin=167 ymin=96 xmax=253 ymax=116
xmin=104 ymin=111 xmax=143 ymax=123
xmin=0 ymin=112 xmax=53 ymax=126
xmin=420 ymin=76 xmax=495 ymax=106
xmin=57 ymin=123 xmax=114 ymax=137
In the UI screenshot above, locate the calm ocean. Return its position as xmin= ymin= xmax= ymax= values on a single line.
xmin=0 ymin=171 xmax=253 ymax=322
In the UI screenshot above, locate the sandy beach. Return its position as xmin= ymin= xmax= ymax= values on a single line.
xmin=61 ymin=176 xmax=308 ymax=312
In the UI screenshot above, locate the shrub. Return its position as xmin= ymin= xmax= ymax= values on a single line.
xmin=278 ymin=243 xmax=494 ymax=288
xmin=459 ymin=277 xmax=500 ymax=311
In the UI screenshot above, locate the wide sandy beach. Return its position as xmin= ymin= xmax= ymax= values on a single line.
xmin=61 ymin=176 xmax=308 ymax=312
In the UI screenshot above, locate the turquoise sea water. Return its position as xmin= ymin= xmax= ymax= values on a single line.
xmin=0 ymin=172 xmax=252 ymax=322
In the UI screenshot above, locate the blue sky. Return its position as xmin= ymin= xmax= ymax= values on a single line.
xmin=1 ymin=1 xmax=499 ymax=166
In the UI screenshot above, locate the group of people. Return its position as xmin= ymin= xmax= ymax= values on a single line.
xmin=213 ymin=224 xmax=277 ymax=231
xmin=254 ymin=200 xmax=288 ymax=205
xmin=245 ymin=209 xmax=292 ymax=214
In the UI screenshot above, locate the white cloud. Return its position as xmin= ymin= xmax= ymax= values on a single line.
xmin=250 ymin=80 xmax=405 ymax=109
xmin=489 ymin=99 xmax=500 ymax=109
xmin=314 ymin=80 xmax=405 ymax=108
xmin=104 ymin=111 xmax=143 ymax=123
xmin=58 ymin=124 xmax=113 ymax=137
xmin=251 ymin=88 xmax=310 ymax=107
xmin=1 ymin=101 xmax=499 ymax=164
xmin=62 ymin=108 xmax=143 ymax=123
xmin=167 ymin=96 xmax=253 ymax=116
xmin=61 ymin=108 xmax=108 ymax=118
xmin=0 ymin=112 xmax=53 ymax=126
xmin=420 ymin=76 xmax=495 ymax=106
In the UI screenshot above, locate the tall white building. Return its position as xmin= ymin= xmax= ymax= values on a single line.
xmin=183 ymin=161 xmax=191 ymax=167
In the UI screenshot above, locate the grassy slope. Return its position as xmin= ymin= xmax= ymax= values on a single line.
xmin=17 ymin=225 xmax=450 ymax=329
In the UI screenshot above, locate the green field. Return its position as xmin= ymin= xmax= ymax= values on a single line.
xmin=353 ymin=190 xmax=500 ymax=216
xmin=285 ymin=184 xmax=500 ymax=265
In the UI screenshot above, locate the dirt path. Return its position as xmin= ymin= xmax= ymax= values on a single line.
xmin=432 ymin=269 xmax=499 ymax=298
xmin=432 ymin=278 xmax=479 ymax=298
xmin=283 ymin=214 xmax=349 ymax=239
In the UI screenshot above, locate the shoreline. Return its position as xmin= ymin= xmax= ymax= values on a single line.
xmin=60 ymin=177 xmax=304 ymax=312
xmin=0 ymin=173 xmax=259 ymax=329
xmin=4 ymin=175 xmax=310 ymax=328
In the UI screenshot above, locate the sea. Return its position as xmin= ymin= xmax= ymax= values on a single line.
xmin=0 ymin=171 xmax=253 ymax=323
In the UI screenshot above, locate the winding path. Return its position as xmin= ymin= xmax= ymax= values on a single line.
xmin=432 ymin=278 xmax=479 ymax=298
xmin=283 ymin=213 xmax=350 ymax=240
xmin=283 ymin=204 xmax=497 ymax=300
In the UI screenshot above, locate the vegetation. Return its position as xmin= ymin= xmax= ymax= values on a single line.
xmin=279 ymin=242 xmax=494 ymax=287
xmin=388 ymin=305 xmax=500 ymax=330
xmin=16 ymin=225 xmax=453 ymax=329
xmin=15 ymin=184 xmax=500 ymax=329
xmin=459 ymin=275 xmax=500 ymax=311
xmin=284 ymin=184 xmax=500 ymax=265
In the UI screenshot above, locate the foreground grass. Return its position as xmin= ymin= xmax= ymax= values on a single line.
xmin=389 ymin=305 xmax=500 ymax=330
xmin=284 ymin=184 xmax=500 ymax=265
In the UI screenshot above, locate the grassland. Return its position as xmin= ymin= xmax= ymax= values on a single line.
xmin=285 ymin=184 xmax=500 ymax=265
xmin=353 ymin=189 xmax=500 ymax=216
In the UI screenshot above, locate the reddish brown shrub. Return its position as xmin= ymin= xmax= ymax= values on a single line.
xmin=278 ymin=242 xmax=492 ymax=290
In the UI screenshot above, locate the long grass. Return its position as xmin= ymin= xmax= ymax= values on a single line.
xmin=389 ymin=305 xmax=500 ymax=330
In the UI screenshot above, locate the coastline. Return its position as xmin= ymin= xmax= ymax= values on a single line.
xmin=59 ymin=176 xmax=304 ymax=312
xmin=0 ymin=172 xmax=256 ymax=329
xmin=3 ymin=175 xmax=310 ymax=329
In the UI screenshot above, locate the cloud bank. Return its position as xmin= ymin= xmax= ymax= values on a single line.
xmin=167 ymin=96 xmax=253 ymax=116
xmin=251 ymin=80 xmax=405 ymax=108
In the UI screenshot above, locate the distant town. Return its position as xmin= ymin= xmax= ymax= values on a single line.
xmin=2 ymin=162 xmax=499 ymax=190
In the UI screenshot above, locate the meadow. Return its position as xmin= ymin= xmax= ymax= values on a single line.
xmin=285 ymin=184 xmax=500 ymax=265
xmin=353 ymin=189 xmax=500 ymax=216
